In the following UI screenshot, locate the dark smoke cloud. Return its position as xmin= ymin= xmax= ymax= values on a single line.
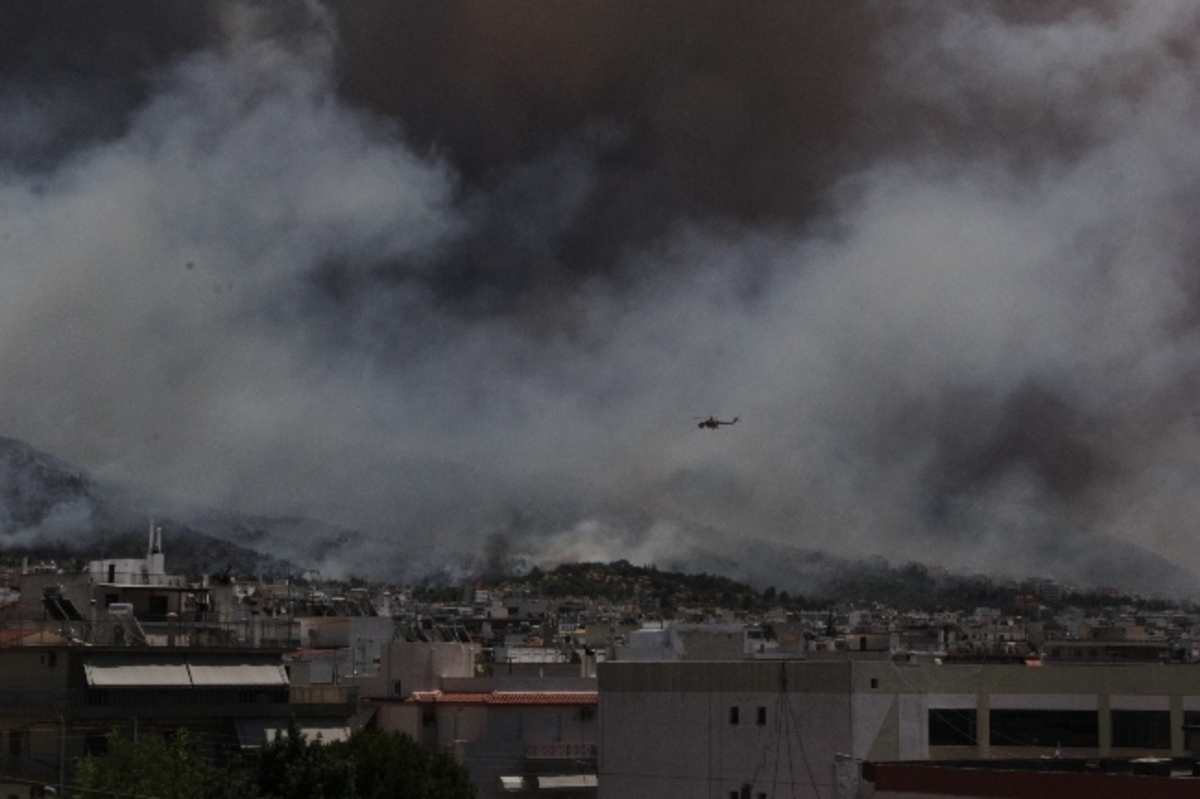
xmin=325 ymin=0 xmax=885 ymax=314
xmin=0 ymin=2 xmax=222 ymax=171
xmin=3 ymin=2 xmax=1200 ymax=591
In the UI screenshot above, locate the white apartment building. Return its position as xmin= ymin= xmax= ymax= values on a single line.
xmin=597 ymin=659 xmax=1200 ymax=799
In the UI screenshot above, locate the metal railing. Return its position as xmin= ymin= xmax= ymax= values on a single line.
xmin=524 ymin=742 xmax=598 ymax=760
xmin=0 ymin=615 xmax=303 ymax=648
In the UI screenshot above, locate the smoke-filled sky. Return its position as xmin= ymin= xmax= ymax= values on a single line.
xmin=4 ymin=1 xmax=1200 ymax=585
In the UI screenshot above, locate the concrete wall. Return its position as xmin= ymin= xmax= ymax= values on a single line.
xmin=359 ymin=640 xmax=478 ymax=699
xmin=600 ymin=662 xmax=854 ymax=799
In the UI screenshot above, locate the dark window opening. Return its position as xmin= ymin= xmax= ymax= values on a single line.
xmin=1111 ymin=710 xmax=1170 ymax=749
xmin=990 ymin=710 xmax=1098 ymax=748
xmin=756 ymin=706 xmax=767 ymax=726
xmin=929 ymin=709 xmax=977 ymax=746
xmin=148 ymin=595 xmax=169 ymax=618
xmin=729 ymin=706 xmax=740 ymax=725
xmin=422 ymin=707 xmax=436 ymax=728
xmin=85 ymin=689 xmax=111 ymax=706
xmin=84 ymin=734 xmax=109 ymax=756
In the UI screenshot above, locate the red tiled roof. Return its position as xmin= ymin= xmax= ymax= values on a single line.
xmin=0 ymin=627 xmax=67 ymax=646
xmin=0 ymin=628 xmax=33 ymax=645
xmin=408 ymin=691 xmax=598 ymax=706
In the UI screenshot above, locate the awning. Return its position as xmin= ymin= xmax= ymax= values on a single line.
xmin=537 ymin=774 xmax=598 ymax=789
xmin=234 ymin=718 xmax=351 ymax=749
xmin=84 ymin=656 xmax=191 ymax=687
xmin=189 ymin=662 xmax=288 ymax=686
xmin=500 ymin=775 xmax=528 ymax=792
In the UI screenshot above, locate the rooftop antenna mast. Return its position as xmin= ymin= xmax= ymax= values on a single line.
xmin=146 ymin=519 xmax=163 ymax=554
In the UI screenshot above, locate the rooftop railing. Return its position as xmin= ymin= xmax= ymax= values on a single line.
xmin=0 ymin=615 xmax=304 ymax=649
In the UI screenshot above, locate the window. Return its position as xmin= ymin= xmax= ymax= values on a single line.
xmin=929 ymin=709 xmax=977 ymax=746
xmin=756 ymin=706 xmax=767 ymax=726
xmin=870 ymin=678 xmax=879 ymax=689
xmin=989 ymin=710 xmax=1098 ymax=748
xmin=148 ymin=595 xmax=169 ymax=617
xmin=1111 ymin=710 xmax=1170 ymax=749
xmin=729 ymin=706 xmax=740 ymax=725
xmin=85 ymin=688 xmax=111 ymax=706
xmin=393 ymin=680 xmax=403 ymax=696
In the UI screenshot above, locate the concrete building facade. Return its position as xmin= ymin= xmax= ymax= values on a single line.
xmin=597 ymin=660 xmax=1200 ymax=799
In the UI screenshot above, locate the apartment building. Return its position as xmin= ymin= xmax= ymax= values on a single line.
xmin=359 ymin=636 xmax=599 ymax=799
xmin=0 ymin=643 xmax=357 ymax=797
xmin=0 ymin=532 xmax=358 ymax=798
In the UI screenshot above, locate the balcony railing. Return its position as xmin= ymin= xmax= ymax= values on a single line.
xmin=0 ymin=615 xmax=303 ymax=648
xmin=524 ymin=742 xmax=598 ymax=760
xmin=290 ymin=684 xmax=357 ymax=706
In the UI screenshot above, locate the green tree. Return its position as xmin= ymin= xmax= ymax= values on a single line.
xmin=256 ymin=721 xmax=356 ymax=799
xmin=340 ymin=729 xmax=477 ymax=799
xmin=74 ymin=723 xmax=476 ymax=799
xmin=75 ymin=729 xmax=218 ymax=799
xmin=256 ymin=722 xmax=476 ymax=799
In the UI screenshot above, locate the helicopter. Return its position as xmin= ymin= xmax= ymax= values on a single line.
xmin=695 ymin=415 xmax=739 ymax=430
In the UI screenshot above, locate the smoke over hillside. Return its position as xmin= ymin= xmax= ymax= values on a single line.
xmin=3 ymin=2 xmax=1200 ymax=589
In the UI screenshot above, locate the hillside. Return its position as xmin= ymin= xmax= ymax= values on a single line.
xmin=0 ymin=436 xmax=291 ymax=577
xmin=482 ymin=559 xmax=1187 ymax=615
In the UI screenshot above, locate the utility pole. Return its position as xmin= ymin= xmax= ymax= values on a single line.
xmin=58 ymin=715 xmax=66 ymax=796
